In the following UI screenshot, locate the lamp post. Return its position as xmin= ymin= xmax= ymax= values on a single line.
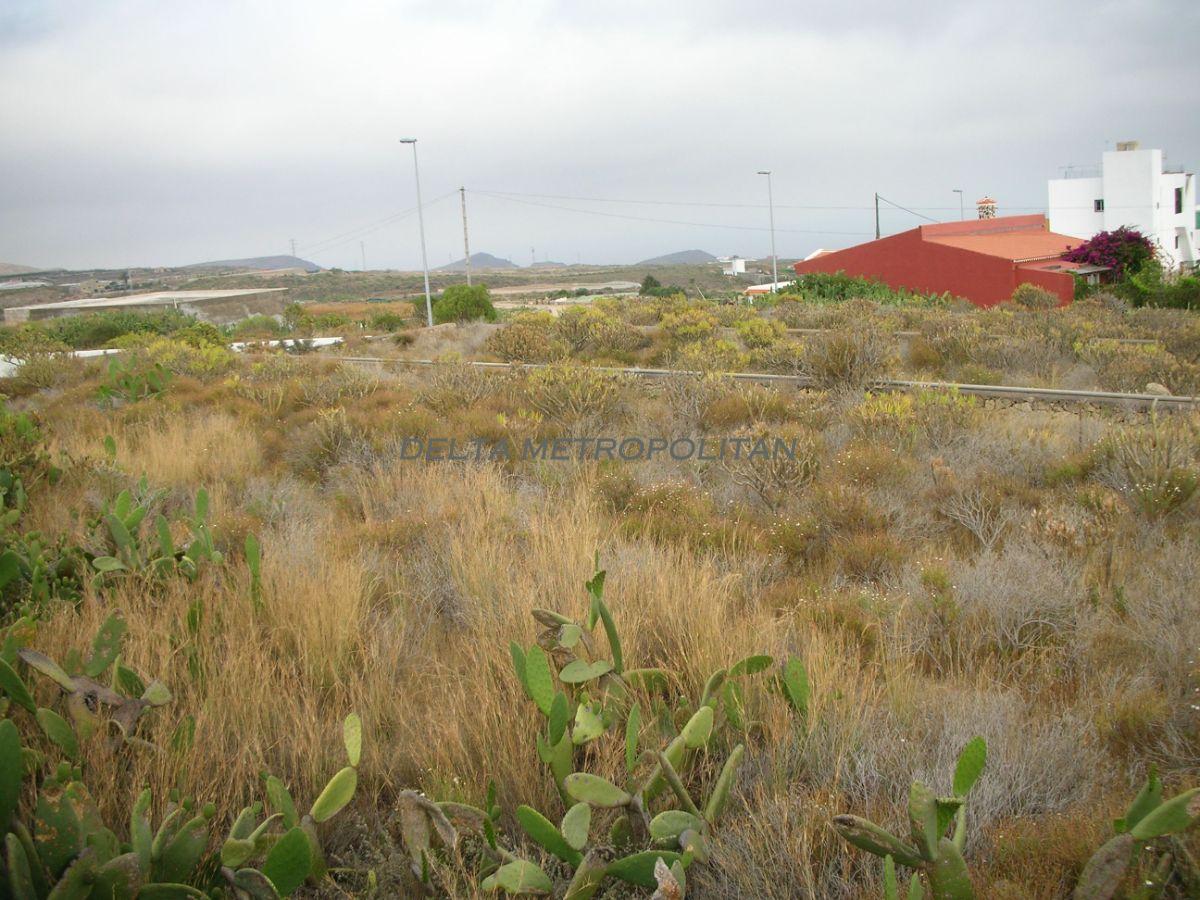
xmin=953 ymin=188 xmax=964 ymax=221
xmin=400 ymin=138 xmax=433 ymax=327
xmin=757 ymin=170 xmax=778 ymax=291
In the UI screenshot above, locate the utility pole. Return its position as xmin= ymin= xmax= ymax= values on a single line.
xmin=757 ymin=171 xmax=778 ymax=291
xmin=290 ymin=238 xmax=296 ymax=257
xmin=459 ymin=187 xmax=472 ymax=286
xmin=400 ymin=138 xmax=433 ymax=328
xmin=953 ymin=188 xmax=964 ymax=221
xmin=874 ymin=193 xmax=880 ymax=239
xmin=360 ymin=241 xmax=366 ymax=271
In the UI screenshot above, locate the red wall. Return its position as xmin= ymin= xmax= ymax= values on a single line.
xmin=794 ymin=231 xmax=1074 ymax=307
xmin=1013 ymin=266 xmax=1075 ymax=306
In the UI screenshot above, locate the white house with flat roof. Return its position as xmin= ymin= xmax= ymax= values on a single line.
xmin=718 ymin=255 xmax=746 ymax=276
xmin=1048 ymin=142 xmax=1197 ymax=270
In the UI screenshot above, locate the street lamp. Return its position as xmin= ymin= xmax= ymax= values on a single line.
xmin=757 ymin=171 xmax=778 ymax=292
xmin=400 ymin=138 xmax=434 ymax=327
xmin=953 ymin=188 xmax=964 ymax=221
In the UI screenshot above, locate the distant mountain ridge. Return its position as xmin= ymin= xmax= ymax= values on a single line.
xmin=185 ymin=255 xmax=320 ymax=272
xmin=0 ymin=263 xmax=40 ymax=276
xmin=438 ymin=252 xmax=517 ymax=271
xmin=636 ymin=249 xmax=717 ymax=265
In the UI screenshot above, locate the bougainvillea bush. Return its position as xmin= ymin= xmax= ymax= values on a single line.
xmin=1062 ymin=226 xmax=1156 ymax=279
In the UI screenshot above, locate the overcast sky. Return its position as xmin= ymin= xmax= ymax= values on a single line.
xmin=1 ymin=0 xmax=1196 ymax=271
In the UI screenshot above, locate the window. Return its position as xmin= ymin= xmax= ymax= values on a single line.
xmin=1176 ymin=187 xmax=1184 ymax=215
xmin=1094 ymin=199 xmax=1104 ymax=212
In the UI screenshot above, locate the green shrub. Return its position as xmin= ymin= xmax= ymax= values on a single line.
xmin=639 ymin=274 xmax=686 ymax=298
xmin=485 ymin=313 xmax=564 ymax=363
xmin=781 ymin=272 xmax=953 ymax=306
xmin=551 ymin=307 xmax=647 ymax=360
xmin=39 ymin=309 xmax=196 ymax=349
xmin=660 ymin=307 xmax=718 ymax=344
xmin=1010 ymin=282 xmax=1060 ymax=310
xmin=699 ymin=381 xmax=792 ymax=428
xmin=623 ymin=299 xmax=665 ymax=326
xmin=432 ymin=284 xmax=497 ymax=324
xmin=522 ymin=364 xmax=627 ymax=422
xmin=230 ymin=314 xmax=288 ymax=339
xmin=734 ymin=317 xmax=785 ymax=349
xmin=368 ymin=311 xmax=409 ymax=332
xmin=589 ymin=318 xmax=647 ymax=359
xmin=918 ymin=316 xmax=987 ymax=364
xmin=671 ymin=337 xmax=748 ymax=373
xmin=0 ymin=328 xmax=76 ymax=392
xmin=554 ymin=307 xmax=609 ymax=353
xmin=1120 ymin=261 xmax=1200 ymax=310
xmin=111 ymin=335 xmax=235 ymax=378
xmin=0 ymin=326 xmax=69 ymax=359
xmin=853 ymin=389 xmax=980 ymax=450
xmin=309 ymin=312 xmax=352 ymax=331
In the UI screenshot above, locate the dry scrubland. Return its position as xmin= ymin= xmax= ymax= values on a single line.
xmin=373 ymin=288 xmax=1200 ymax=398
xmin=175 ymin=262 xmax=744 ymax=307
xmin=1 ymin=290 xmax=1200 ymax=898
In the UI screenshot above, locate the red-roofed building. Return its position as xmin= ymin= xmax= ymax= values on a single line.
xmin=792 ymin=214 xmax=1091 ymax=307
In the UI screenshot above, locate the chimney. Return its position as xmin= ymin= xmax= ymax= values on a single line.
xmin=976 ymin=197 xmax=997 ymax=219
xmin=1115 ymin=140 xmax=1140 ymax=152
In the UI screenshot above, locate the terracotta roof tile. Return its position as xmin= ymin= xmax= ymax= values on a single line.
xmin=925 ymin=230 xmax=1080 ymax=263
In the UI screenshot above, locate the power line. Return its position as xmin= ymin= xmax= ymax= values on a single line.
xmin=471 ymin=186 xmax=1165 ymax=213
xmin=298 ymin=191 xmax=457 ymax=258
xmin=876 ymin=194 xmax=941 ymax=224
xmin=472 ymin=187 xmax=1053 ymax=212
xmin=470 ymin=190 xmax=874 ymax=236
xmin=298 ymin=210 xmax=419 ymax=256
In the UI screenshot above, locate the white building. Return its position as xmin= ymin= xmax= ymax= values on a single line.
xmin=1048 ymin=142 xmax=1197 ymax=270
xmin=718 ymin=255 xmax=746 ymax=276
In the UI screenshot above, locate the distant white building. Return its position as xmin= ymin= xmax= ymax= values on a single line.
xmin=718 ymin=255 xmax=746 ymax=276
xmin=1048 ymin=142 xmax=1197 ymax=270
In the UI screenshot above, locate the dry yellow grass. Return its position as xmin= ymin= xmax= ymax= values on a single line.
xmin=4 ymin=337 xmax=1199 ymax=897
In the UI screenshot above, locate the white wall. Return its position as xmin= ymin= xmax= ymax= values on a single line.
xmin=1048 ymin=176 xmax=1103 ymax=239
xmin=1159 ymin=171 xmax=1197 ymax=268
xmin=1048 ymin=147 xmax=1199 ymax=270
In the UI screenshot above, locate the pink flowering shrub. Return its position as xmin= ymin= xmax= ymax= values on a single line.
xmin=1062 ymin=226 xmax=1155 ymax=279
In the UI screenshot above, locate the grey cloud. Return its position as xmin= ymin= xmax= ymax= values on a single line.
xmin=0 ymin=0 xmax=1195 ymax=270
